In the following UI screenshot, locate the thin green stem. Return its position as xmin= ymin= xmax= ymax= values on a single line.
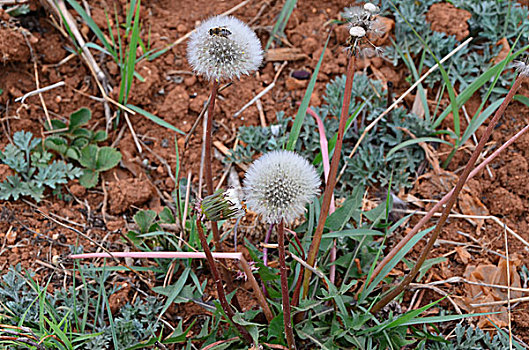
xmin=371 ymin=74 xmax=525 ymax=314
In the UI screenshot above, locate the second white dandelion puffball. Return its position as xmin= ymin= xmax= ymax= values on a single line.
xmin=243 ymin=150 xmax=321 ymax=225
xmin=187 ymin=15 xmax=263 ymax=81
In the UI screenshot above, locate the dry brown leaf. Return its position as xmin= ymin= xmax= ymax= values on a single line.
xmin=458 ymin=191 xmax=489 ymax=233
xmin=411 ymin=89 xmax=428 ymax=119
xmin=455 ymin=246 xmax=471 ymax=264
xmin=492 ymin=37 xmax=510 ymax=65
xmin=459 ymin=258 xmax=524 ymax=328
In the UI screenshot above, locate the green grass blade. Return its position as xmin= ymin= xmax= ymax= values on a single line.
xmin=126 ymin=104 xmax=184 ymax=134
xmin=433 ymin=43 xmax=529 ymax=128
xmin=514 ymin=94 xmax=529 ymax=107
xmin=322 ymin=228 xmax=383 ymax=239
xmin=286 ymin=34 xmax=330 ymax=151
xmin=66 ymin=0 xmax=116 ymax=57
xmin=389 ymin=0 xmax=460 ymax=138
xmin=386 ymin=137 xmax=451 ymax=158
xmin=360 ymin=225 xmax=435 ymax=301
xmin=459 ymin=98 xmax=504 ymax=146
xmin=157 ymin=267 xmax=191 ymax=320
xmin=124 ymin=0 xmax=141 ymax=103
xmin=265 ymin=0 xmax=297 ymax=50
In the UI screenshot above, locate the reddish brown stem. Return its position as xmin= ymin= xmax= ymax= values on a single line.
xmin=300 ymin=54 xmax=356 ymax=300
xmin=205 ymin=80 xmax=241 ymax=311
xmin=278 ymin=220 xmax=296 ymax=349
xmin=196 ymin=218 xmax=253 ymax=343
xmin=370 ymin=75 xmax=525 ymax=314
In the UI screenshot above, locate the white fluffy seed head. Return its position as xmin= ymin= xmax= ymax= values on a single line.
xmin=187 ymin=15 xmax=263 ymax=81
xmin=243 ymin=150 xmax=321 ymax=225
xmin=349 ymin=26 xmax=366 ymax=38
xmin=514 ymin=60 xmax=529 ymax=77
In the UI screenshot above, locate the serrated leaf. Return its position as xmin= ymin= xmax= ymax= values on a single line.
xmin=93 ymin=130 xmax=107 ymax=142
xmin=0 ymin=175 xmax=44 ymax=201
xmin=159 ymin=207 xmax=175 ymax=224
xmin=1 ymin=144 xmax=26 ymax=174
xmin=133 ymin=210 xmax=157 ymax=234
xmin=96 ymin=147 xmax=121 ymax=171
xmin=13 ymin=130 xmax=40 ymax=153
xmin=79 ymin=169 xmax=99 ymax=188
xmin=79 ymin=145 xmax=98 ymax=169
xmin=68 ymin=108 xmax=91 ymax=130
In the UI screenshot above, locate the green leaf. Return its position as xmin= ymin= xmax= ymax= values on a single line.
xmin=133 ymin=210 xmax=157 ymax=234
xmin=48 ymin=119 xmax=67 ymax=130
xmin=159 ymin=207 xmax=176 ymax=224
xmin=79 ymin=144 xmax=98 ymax=169
xmin=93 ymin=130 xmax=108 ymax=142
xmin=79 ymin=169 xmax=99 ymax=188
xmin=68 ymin=108 xmax=92 ymax=130
xmin=95 ymin=147 xmax=122 ymax=171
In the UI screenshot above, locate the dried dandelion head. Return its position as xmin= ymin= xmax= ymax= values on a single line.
xmin=513 ymin=59 xmax=529 ymax=77
xmin=243 ymin=150 xmax=321 ymax=225
xmin=197 ymin=188 xmax=246 ymax=222
xmin=187 ymin=15 xmax=263 ymax=81
xmin=343 ymin=2 xmax=385 ymax=57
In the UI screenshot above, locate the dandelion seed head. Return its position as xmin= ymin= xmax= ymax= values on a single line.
xmin=187 ymin=15 xmax=263 ymax=81
xmin=243 ymin=150 xmax=321 ymax=225
xmin=514 ymin=60 xmax=529 ymax=77
xmin=342 ymin=4 xmax=384 ymax=57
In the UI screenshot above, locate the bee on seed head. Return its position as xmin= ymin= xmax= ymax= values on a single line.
xmin=209 ymin=26 xmax=232 ymax=38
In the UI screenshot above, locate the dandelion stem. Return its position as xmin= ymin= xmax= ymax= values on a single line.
xmin=204 ymin=80 xmax=241 ymax=311
xmin=299 ymin=53 xmax=356 ymax=301
xmin=205 ymin=80 xmax=220 ymax=244
xmin=196 ymin=218 xmax=253 ymax=344
xmin=370 ymin=73 xmax=526 ymax=314
xmin=278 ymin=220 xmax=296 ymax=350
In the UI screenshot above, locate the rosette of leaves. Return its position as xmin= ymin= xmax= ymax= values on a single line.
xmin=0 ymin=131 xmax=82 ymax=201
xmin=44 ymin=108 xmax=121 ymax=188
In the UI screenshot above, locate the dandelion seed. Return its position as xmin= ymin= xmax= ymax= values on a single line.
xmin=349 ymin=26 xmax=366 ymax=38
xmin=243 ymin=150 xmax=321 ymax=225
xmin=187 ymin=15 xmax=263 ymax=81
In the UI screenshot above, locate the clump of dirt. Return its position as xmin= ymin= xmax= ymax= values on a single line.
xmin=426 ymin=3 xmax=472 ymax=41
xmin=108 ymin=178 xmax=154 ymax=214
xmin=0 ymin=26 xmax=31 ymax=62
xmin=0 ymin=164 xmax=12 ymax=182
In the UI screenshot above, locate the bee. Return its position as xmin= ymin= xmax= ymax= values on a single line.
xmin=209 ymin=26 xmax=232 ymax=38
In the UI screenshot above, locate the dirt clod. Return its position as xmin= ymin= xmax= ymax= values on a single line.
xmin=426 ymin=3 xmax=471 ymax=41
